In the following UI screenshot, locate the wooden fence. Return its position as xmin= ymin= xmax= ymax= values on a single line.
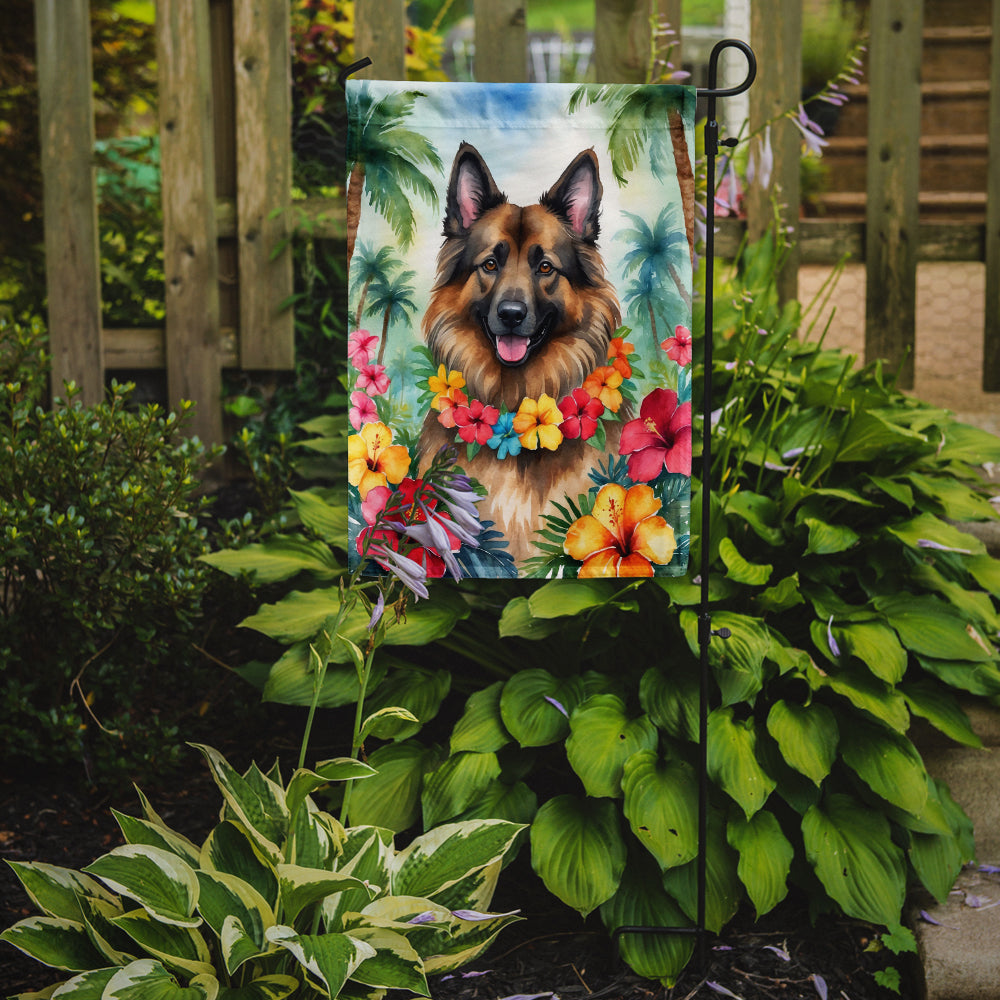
xmin=33 ymin=0 xmax=1000 ymax=445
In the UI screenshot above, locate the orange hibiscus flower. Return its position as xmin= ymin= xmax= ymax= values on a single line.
xmin=564 ymin=483 xmax=676 ymax=577
xmin=607 ymin=336 xmax=635 ymax=379
xmin=348 ymin=421 xmax=411 ymax=499
xmin=582 ymin=365 xmax=624 ymax=413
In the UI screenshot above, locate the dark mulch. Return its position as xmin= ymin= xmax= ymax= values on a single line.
xmin=1 ymin=748 xmax=915 ymax=1000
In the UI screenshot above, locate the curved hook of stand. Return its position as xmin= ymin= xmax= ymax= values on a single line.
xmin=698 ymin=38 xmax=757 ymax=99
xmin=337 ymin=57 xmax=373 ymax=91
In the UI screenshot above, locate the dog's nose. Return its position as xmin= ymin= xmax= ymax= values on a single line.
xmin=497 ymin=300 xmax=527 ymax=329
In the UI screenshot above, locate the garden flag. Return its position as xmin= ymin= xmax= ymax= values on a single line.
xmin=347 ymin=81 xmax=695 ymax=582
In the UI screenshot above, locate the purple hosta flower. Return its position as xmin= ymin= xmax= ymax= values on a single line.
xmin=400 ymin=514 xmax=463 ymax=582
xmin=827 ymin=616 xmax=841 ymax=657
xmin=407 ymin=911 xmax=438 ymax=925
xmin=367 ymin=542 xmax=429 ymax=600
xmin=919 ymin=909 xmax=958 ymax=929
xmin=979 ymin=864 xmax=1000 ymax=874
xmin=367 ymin=591 xmax=385 ymax=631
xmin=763 ymin=944 xmax=791 ymax=962
xmin=441 ymin=970 xmax=493 ymax=981
xmin=451 ymin=908 xmax=521 ymax=921
xmin=707 ymin=983 xmax=742 ymax=999
xmin=544 ymin=695 xmax=569 ymax=718
xmin=811 ymin=974 xmax=828 ymax=1000
xmin=715 ymin=156 xmax=742 ymax=215
xmin=747 ymin=125 xmax=774 ymax=191
xmin=791 ymin=104 xmax=829 ymax=156
xmin=497 ymin=994 xmax=558 ymax=1000
xmin=917 ymin=538 xmax=973 ymax=555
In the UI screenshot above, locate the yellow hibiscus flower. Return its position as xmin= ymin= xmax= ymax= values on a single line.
xmin=564 ymin=483 xmax=676 ymax=577
xmin=428 ymin=364 xmax=466 ymax=411
xmin=513 ymin=394 xmax=564 ymax=451
xmin=348 ymin=421 xmax=411 ymax=499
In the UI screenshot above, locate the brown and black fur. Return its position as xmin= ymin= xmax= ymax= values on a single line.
xmin=419 ymin=143 xmax=623 ymax=564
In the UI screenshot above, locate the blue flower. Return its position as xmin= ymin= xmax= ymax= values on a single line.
xmin=487 ymin=412 xmax=522 ymax=459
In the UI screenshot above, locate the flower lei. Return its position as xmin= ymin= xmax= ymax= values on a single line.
xmin=428 ymin=335 xmax=639 ymax=460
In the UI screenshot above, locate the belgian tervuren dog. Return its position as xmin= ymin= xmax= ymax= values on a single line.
xmin=419 ymin=143 xmax=623 ymax=565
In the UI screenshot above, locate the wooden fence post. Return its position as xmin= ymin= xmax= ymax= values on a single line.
xmin=354 ymin=0 xmax=406 ymax=80
xmin=233 ymin=0 xmax=294 ymax=370
xmin=747 ymin=0 xmax=801 ymax=306
xmin=983 ymin=0 xmax=1000 ymax=390
xmin=157 ymin=0 xmax=223 ymax=445
xmin=864 ymin=0 xmax=923 ymax=389
xmin=34 ymin=0 xmax=104 ymax=405
xmin=594 ymin=0 xmax=651 ymax=83
xmin=474 ymin=0 xmax=527 ymax=82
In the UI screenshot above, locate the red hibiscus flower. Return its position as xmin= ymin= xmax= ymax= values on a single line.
xmin=619 ymin=388 xmax=692 ymax=481
xmin=453 ymin=399 xmax=500 ymax=445
xmin=558 ymin=387 xmax=605 ymax=440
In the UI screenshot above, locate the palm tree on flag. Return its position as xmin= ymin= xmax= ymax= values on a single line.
xmin=350 ymin=242 xmax=404 ymax=329
xmin=366 ymin=269 xmax=418 ymax=367
xmin=346 ymin=83 xmax=443 ymax=270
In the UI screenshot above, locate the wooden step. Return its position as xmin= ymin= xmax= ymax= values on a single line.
xmin=922 ymin=25 xmax=993 ymax=83
xmin=813 ymin=190 xmax=987 ymax=222
xmin=921 ymin=0 xmax=992 ymax=28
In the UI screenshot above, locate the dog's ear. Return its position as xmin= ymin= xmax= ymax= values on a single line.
xmin=445 ymin=143 xmax=505 ymax=235
xmin=541 ymin=150 xmax=602 ymax=242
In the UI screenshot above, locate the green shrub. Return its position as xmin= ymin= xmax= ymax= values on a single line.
xmin=0 ymin=317 xmax=220 ymax=783
xmin=1 ymin=743 xmax=524 ymax=998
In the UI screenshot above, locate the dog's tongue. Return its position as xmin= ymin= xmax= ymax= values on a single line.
xmin=497 ymin=335 xmax=530 ymax=364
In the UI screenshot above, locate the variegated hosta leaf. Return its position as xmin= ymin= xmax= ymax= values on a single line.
xmin=450 ymin=681 xmax=511 ymax=754
xmin=838 ymin=718 xmax=929 ymax=817
xmin=77 ymin=894 xmax=136 ymax=966
xmin=288 ymin=802 xmax=343 ymax=870
xmin=621 ymin=751 xmax=699 ymax=871
xmin=45 ymin=966 xmax=118 ymax=997
xmin=345 ymin=926 xmax=429 ymax=995
xmin=599 ymin=854 xmax=694 ymax=987
xmin=200 ymin=822 xmax=278 ymax=910
xmin=276 ymin=864 xmax=375 ymax=925
xmin=420 ymin=906 xmax=523 ymax=975
xmin=4 ymin=861 xmax=118 ymax=922
xmin=802 ymin=793 xmax=906 ymax=926
xmin=424 ymin=859 xmax=501 ymax=916
xmin=565 ymin=695 xmax=658 ymax=799
xmin=265 ymin=926 xmax=375 ymax=998
xmin=529 ymin=795 xmax=626 ymax=917
xmin=707 ymin=707 xmax=776 ymax=819
xmin=727 ymin=810 xmax=793 ymax=917
xmin=195 ymin=871 xmax=274 ymax=974
xmin=112 ymin=810 xmax=202 ymax=868
xmin=323 ymin=829 xmax=393 ymax=931
xmin=421 ymin=751 xmax=501 ymax=829
xmin=214 ymin=974 xmax=299 ymax=1000
xmin=190 ymin=745 xmax=287 ymax=863
xmin=110 ymin=908 xmax=214 ymax=979
xmin=499 ymin=670 xmax=585 ymax=747
xmin=102 ymin=958 xmax=218 ymax=999
xmin=83 ymin=846 xmax=200 ymax=928
xmin=765 ymin=700 xmax=838 ymax=786
xmin=0 ymin=916 xmax=107 ymax=971
xmin=391 ymin=820 xmax=524 ymax=901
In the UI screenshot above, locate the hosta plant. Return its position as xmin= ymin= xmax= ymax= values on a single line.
xmin=1 ymin=744 xmax=523 ymax=999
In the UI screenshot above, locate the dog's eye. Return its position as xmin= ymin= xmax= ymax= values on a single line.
xmin=538 ymin=261 xmax=554 ymax=275
xmin=482 ymin=257 xmax=498 ymax=272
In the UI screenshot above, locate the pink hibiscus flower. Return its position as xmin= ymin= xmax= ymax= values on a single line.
xmin=558 ymin=387 xmax=605 ymax=440
xmin=356 ymin=363 xmax=390 ymax=396
xmin=453 ymin=399 xmax=500 ymax=445
xmin=348 ymin=329 xmax=378 ymax=369
xmin=661 ymin=325 xmax=693 ymax=366
xmin=619 ymin=387 xmax=692 ymax=481
xmin=349 ymin=390 xmax=378 ymax=430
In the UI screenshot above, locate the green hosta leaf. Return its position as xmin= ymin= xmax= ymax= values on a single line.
xmin=802 ymin=793 xmax=906 ymax=926
xmin=661 ymin=812 xmax=741 ymax=933
xmin=277 ymin=865 xmax=374 ymax=925
xmin=265 ymin=926 xmax=375 ymax=997
xmin=393 ymin=820 xmax=524 ymax=900
xmin=453 ymin=779 xmax=538 ymax=827
xmin=803 ymin=517 xmax=859 ymax=555
xmin=421 ymin=751 xmax=502 ymax=828
xmin=599 ymin=853 xmax=694 ymax=987
xmin=831 ymin=621 xmax=907 ymax=684
xmin=707 ymin=708 xmax=776 ymax=818
xmin=967 ymin=553 xmax=1000 ymax=597
xmin=875 ymin=594 xmax=995 ymax=662
xmin=839 ymin=718 xmax=928 ymax=817
xmin=499 ymin=670 xmax=585 ymax=747
xmin=680 ymin=610 xmax=770 ymax=706
xmin=216 ymin=975 xmax=299 ymax=999
xmin=621 ymin=751 xmax=698 ymax=870
xmin=200 ymin=822 xmax=278 ymax=910
xmin=200 ymin=536 xmax=341 ymax=584
xmin=527 ymin=579 xmax=619 ymax=617
xmin=639 ymin=664 xmax=699 ymax=742
xmin=83 ymin=846 xmax=200 ymax=928
xmin=285 ymin=759 xmax=375 ymax=823
xmin=727 ymin=811 xmax=793 ymax=918
xmin=724 ymin=490 xmax=784 ymax=545
xmin=5 ymin=862 xmax=117 ymax=922
xmin=906 ymin=472 xmax=998 ymax=521
xmin=112 ymin=812 xmax=201 ymax=868
xmin=936 ymin=420 xmax=1000 ymax=464
xmin=359 ymin=706 xmax=421 ymax=742
xmin=765 ymin=700 xmax=838 ymax=786
xmin=719 ymin=537 xmax=772 ymax=585
xmin=901 ymin=680 xmax=982 ymax=748
xmin=111 ymin=908 xmax=214 ymax=977
xmin=909 ymin=827 xmax=966 ymax=905
xmin=450 ymin=682 xmax=511 ymax=754
xmin=530 ymin=796 xmax=626 ymax=917
xmin=811 ymin=662 xmax=910 ymax=732
xmin=260 ymin=643 xmax=389 ymax=709
xmin=347 ymin=740 xmax=441 ymax=832
xmin=195 ymin=871 xmax=273 ymax=974
xmin=497 ymin=596 xmax=564 ymax=639
xmin=911 ymin=562 xmax=1000 ymax=633
xmin=191 ymin=746 xmax=287 ymax=863
xmin=566 ymin=695 xmax=658 ymax=798
xmin=363 ymin=667 xmax=451 ymax=740
xmin=103 ymin=959 xmax=218 ymax=999
xmin=834 ymin=409 xmax=927 ymax=463
xmin=886 ymin=511 xmax=985 ymax=556
xmin=0 ymin=916 xmax=107 ymax=971
xmin=346 ymin=926 xmax=428 ymax=994
xmin=755 ymin=573 xmax=805 ymax=614
xmin=916 ymin=655 xmax=1000 ymax=697
xmin=288 ymin=488 xmax=349 ymax=544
